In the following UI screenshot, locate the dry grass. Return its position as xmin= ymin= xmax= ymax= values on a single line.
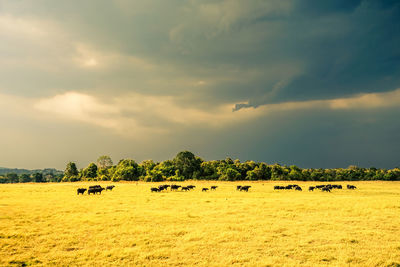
xmin=1 ymin=181 xmax=400 ymax=266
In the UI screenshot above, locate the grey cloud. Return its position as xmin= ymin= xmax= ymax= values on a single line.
xmin=0 ymin=0 xmax=399 ymax=169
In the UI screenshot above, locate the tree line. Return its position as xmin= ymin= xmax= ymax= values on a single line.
xmin=0 ymin=170 xmax=63 ymax=183
xmin=1 ymin=151 xmax=399 ymax=183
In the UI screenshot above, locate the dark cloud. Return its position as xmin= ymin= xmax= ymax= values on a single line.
xmin=188 ymin=106 xmax=400 ymax=169
xmin=295 ymin=0 xmax=362 ymax=15
xmin=0 ymin=0 xmax=399 ymax=169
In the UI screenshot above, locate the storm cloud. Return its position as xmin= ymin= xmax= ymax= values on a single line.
xmin=0 ymin=0 xmax=399 ymax=169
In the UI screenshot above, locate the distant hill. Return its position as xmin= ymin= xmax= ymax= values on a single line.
xmin=0 ymin=167 xmax=63 ymax=176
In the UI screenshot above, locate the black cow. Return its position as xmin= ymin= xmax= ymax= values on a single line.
xmin=181 ymin=187 xmax=189 ymax=191
xmin=187 ymin=185 xmax=196 ymax=190
xmin=170 ymin=185 xmax=181 ymax=191
xmin=308 ymin=186 xmax=315 ymax=191
xmin=77 ymin=188 xmax=87 ymax=195
xmin=321 ymin=187 xmax=331 ymax=192
xmin=158 ymin=185 xmax=169 ymax=191
xmin=210 ymin=186 xmax=218 ymax=190
xmin=88 ymin=188 xmax=102 ymax=195
xmin=106 ymin=185 xmax=115 ymax=191
xmin=240 ymin=186 xmax=251 ymax=192
xmin=151 ymin=187 xmax=160 ymax=192
xmin=274 ymin=186 xmax=285 ymax=190
xmin=316 ymin=185 xmax=325 ymax=189
xmin=87 ymin=185 xmax=105 ymax=194
xmin=202 ymin=188 xmax=209 ymax=192
xmin=96 ymin=187 xmax=105 ymax=194
xmin=347 ymin=185 xmax=357 ymax=190
xmin=295 ymin=186 xmax=302 ymax=191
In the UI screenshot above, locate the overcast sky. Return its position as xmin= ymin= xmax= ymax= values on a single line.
xmin=1 ymin=0 xmax=399 ymax=170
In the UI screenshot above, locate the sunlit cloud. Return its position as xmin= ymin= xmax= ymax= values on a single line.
xmin=29 ymin=88 xmax=400 ymax=139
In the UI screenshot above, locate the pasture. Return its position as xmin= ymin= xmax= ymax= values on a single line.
xmin=1 ymin=181 xmax=400 ymax=266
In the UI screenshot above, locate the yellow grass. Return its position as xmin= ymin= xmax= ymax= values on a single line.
xmin=1 ymin=181 xmax=400 ymax=266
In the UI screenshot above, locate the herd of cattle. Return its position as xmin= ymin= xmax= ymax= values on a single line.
xmin=150 ymin=184 xmax=253 ymax=192
xmin=77 ymin=183 xmax=358 ymax=195
xmin=150 ymin=184 xmax=226 ymax=192
xmin=77 ymin=185 xmax=115 ymax=195
xmin=274 ymin=184 xmax=357 ymax=192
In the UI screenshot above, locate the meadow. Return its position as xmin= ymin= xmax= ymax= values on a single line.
xmin=1 ymin=181 xmax=400 ymax=266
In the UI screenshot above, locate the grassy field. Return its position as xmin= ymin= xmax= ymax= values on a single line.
xmin=1 ymin=181 xmax=400 ymax=266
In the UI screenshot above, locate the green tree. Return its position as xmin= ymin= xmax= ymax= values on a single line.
xmin=220 ymin=168 xmax=241 ymax=181
xmin=112 ymin=159 xmax=140 ymax=181
xmin=173 ymin=151 xmax=202 ymax=179
xmin=32 ymin=173 xmax=44 ymax=183
xmin=64 ymin=162 xmax=79 ymax=178
xmin=271 ymin=164 xmax=284 ymax=180
xmin=97 ymin=155 xmax=113 ymax=169
xmin=82 ymin=163 xmax=98 ymax=179
xmin=154 ymin=160 xmax=176 ymax=178
xmin=6 ymin=173 xmax=18 ymax=183
xmin=145 ymin=169 xmax=164 ymax=182
xmin=140 ymin=160 xmax=156 ymax=174
xmin=19 ymin=173 xmax=31 ymax=183
xmin=288 ymin=165 xmax=303 ymax=180
xmin=247 ymin=164 xmax=271 ymax=180
xmin=200 ymin=160 xmax=220 ymax=180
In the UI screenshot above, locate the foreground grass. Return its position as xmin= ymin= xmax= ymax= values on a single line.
xmin=1 ymin=181 xmax=400 ymax=266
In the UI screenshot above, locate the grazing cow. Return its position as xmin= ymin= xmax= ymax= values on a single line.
xmin=295 ymin=186 xmax=302 ymax=191
xmin=181 ymin=187 xmax=189 ymax=191
xmin=202 ymin=188 xmax=209 ymax=192
xmin=106 ymin=185 xmax=115 ymax=191
xmin=321 ymin=187 xmax=331 ymax=192
xmin=96 ymin=187 xmax=105 ymax=194
xmin=240 ymin=186 xmax=251 ymax=192
xmin=158 ymin=185 xmax=168 ymax=191
xmin=308 ymin=186 xmax=315 ymax=191
xmin=151 ymin=187 xmax=160 ymax=192
xmin=347 ymin=185 xmax=357 ymax=190
xmin=170 ymin=185 xmax=181 ymax=191
xmin=77 ymin=188 xmax=87 ymax=195
xmin=210 ymin=186 xmax=218 ymax=190
xmin=236 ymin=185 xmax=242 ymax=191
xmin=88 ymin=188 xmax=99 ymax=194
xmin=87 ymin=185 xmax=105 ymax=194
xmin=158 ymin=185 xmax=170 ymax=191
xmin=316 ymin=185 xmax=325 ymax=189
xmin=187 ymin=185 xmax=195 ymax=190
xmin=88 ymin=188 xmax=95 ymax=195
xmin=274 ymin=186 xmax=286 ymax=190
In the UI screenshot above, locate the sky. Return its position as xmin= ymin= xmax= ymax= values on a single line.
xmin=0 ymin=0 xmax=399 ymax=170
